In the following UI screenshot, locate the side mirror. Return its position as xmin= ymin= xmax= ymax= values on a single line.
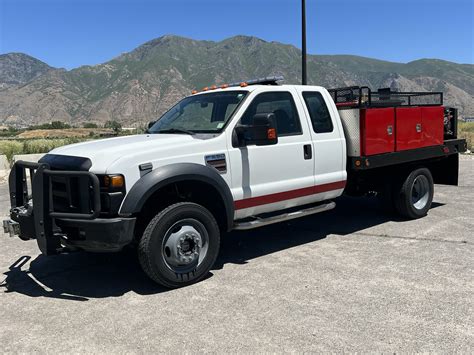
xmin=148 ymin=121 xmax=156 ymax=129
xmin=235 ymin=113 xmax=278 ymax=146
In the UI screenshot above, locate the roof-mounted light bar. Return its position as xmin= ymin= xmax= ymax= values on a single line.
xmin=228 ymin=76 xmax=285 ymax=87
xmin=192 ymin=75 xmax=285 ymax=94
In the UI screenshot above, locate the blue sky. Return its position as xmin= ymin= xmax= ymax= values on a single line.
xmin=1 ymin=0 xmax=472 ymax=69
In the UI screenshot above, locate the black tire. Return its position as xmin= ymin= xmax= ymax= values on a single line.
xmin=393 ymin=167 xmax=434 ymax=219
xmin=138 ymin=202 xmax=220 ymax=288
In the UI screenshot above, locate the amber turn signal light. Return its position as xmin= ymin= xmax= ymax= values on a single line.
xmin=104 ymin=175 xmax=125 ymax=188
xmin=267 ymin=128 xmax=277 ymax=140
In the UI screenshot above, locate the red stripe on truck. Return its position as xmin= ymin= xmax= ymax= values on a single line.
xmin=234 ymin=180 xmax=346 ymax=210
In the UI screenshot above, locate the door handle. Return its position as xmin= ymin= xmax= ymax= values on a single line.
xmin=303 ymin=144 xmax=312 ymax=160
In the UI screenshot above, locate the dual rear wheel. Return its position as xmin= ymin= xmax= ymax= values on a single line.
xmin=382 ymin=167 xmax=434 ymax=219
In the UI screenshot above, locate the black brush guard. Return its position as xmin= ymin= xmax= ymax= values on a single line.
xmin=9 ymin=160 xmax=101 ymax=255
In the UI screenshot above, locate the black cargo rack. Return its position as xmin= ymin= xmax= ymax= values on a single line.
xmin=328 ymin=86 xmax=444 ymax=109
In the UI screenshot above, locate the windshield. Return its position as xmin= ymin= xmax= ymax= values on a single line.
xmin=149 ymin=91 xmax=248 ymax=134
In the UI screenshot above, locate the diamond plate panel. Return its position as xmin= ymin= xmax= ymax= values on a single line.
xmin=338 ymin=109 xmax=361 ymax=157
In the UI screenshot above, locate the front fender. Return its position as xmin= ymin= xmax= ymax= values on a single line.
xmin=119 ymin=163 xmax=235 ymax=231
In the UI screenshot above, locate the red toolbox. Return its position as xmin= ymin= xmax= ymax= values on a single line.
xmin=330 ymin=86 xmax=446 ymax=156
xmin=395 ymin=106 xmax=444 ymax=151
xmin=361 ymin=108 xmax=395 ymax=155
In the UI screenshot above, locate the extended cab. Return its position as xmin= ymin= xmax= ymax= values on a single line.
xmin=3 ymin=77 xmax=467 ymax=287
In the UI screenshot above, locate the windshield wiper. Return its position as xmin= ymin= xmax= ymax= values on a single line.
xmin=155 ymin=128 xmax=195 ymax=135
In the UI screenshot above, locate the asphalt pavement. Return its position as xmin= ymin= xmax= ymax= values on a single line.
xmin=0 ymin=158 xmax=473 ymax=352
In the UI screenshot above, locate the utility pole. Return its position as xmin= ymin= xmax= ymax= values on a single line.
xmin=301 ymin=0 xmax=307 ymax=85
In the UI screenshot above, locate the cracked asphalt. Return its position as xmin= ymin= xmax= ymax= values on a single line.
xmin=0 ymin=158 xmax=473 ymax=352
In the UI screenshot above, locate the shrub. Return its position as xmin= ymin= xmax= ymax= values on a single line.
xmin=22 ymin=139 xmax=67 ymax=154
xmin=0 ymin=140 xmax=24 ymax=161
xmin=459 ymin=122 xmax=474 ymax=151
xmin=83 ymin=123 xmax=98 ymax=128
xmin=104 ymin=120 xmax=122 ymax=133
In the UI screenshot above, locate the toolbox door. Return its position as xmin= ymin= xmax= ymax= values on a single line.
xmin=421 ymin=106 xmax=444 ymax=147
xmin=361 ymin=108 xmax=395 ymax=155
xmin=395 ymin=107 xmax=423 ymax=151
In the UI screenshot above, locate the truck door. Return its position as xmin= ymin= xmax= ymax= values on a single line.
xmin=227 ymin=89 xmax=316 ymax=219
xmin=296 ymin=89 xmax=347 ymax=196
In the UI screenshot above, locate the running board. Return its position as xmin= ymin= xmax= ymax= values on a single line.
xmin=233 ymin=201 xmax=336 ymax=230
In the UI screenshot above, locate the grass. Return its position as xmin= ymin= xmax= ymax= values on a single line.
xmin=0 ymin=138 xmax=87 ymax=162
xmin=458 ymin=121 xmax=474 ymax=152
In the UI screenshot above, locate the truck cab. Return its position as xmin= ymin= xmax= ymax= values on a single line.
xmin=4 ymin=76 xmax=466 ymax=288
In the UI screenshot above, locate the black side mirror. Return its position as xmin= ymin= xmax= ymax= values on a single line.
xmin=148 ymin=121 xmax=156 ymax=129
xmin=235 ymin=113 xmax=278 ymax=147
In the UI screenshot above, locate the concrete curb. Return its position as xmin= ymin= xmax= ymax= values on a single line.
xmin=0 ymin=155 xmax=9 ymax=182
xmin=0 ymin=153 xmax=45 ymax=182
xmin=12 ymin=153 xmax=45 ymax=164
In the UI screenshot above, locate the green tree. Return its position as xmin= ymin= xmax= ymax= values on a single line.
xmin=83 ymin=122 xmax=98 ymax=128
xmin=104 ymin=120 xmax=122 ymax=133
xmin=50 ymin=121 xmax=71 ymax=129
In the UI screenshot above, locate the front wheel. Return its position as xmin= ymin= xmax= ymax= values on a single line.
xmin=394 ymin=167 xmax=434 ymax=219
xmin=138 ymin=202 xmax=220 ymax=288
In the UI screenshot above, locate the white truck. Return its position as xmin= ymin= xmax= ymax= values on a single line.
xmin=3 ymin=77 xmax=467 ymax=288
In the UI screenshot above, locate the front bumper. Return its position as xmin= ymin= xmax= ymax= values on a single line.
xmin=5 ymin=160 xmax=135 ymax=254
xmin=4 ymin=213 xmax=135 ymax=252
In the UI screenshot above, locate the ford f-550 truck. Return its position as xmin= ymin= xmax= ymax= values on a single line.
xmin=3 ymin=76 xmax=467 ymax=288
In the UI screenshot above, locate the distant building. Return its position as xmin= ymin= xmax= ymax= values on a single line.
xmin=464 ymin=117 xmax=474 ymax=123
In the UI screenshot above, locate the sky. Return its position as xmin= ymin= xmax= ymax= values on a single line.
xmin=0 ymin=0 xmax=473 ymax=69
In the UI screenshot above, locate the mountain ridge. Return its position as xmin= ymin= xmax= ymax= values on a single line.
xmin=0 ymin=35 xmax=472 ymax=126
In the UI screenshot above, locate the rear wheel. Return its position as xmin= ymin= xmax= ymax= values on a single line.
xmin=138 ymin=202 xmax=220 ymax=288
xmin=393 ymin=167 xmax=434 ymax=219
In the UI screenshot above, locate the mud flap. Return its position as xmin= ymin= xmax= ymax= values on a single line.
xmin=430 ymin=153 xmax=459 ymax=186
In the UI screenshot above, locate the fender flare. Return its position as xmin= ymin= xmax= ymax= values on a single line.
xmin=119 ymin=163 xmax=235 ymax=231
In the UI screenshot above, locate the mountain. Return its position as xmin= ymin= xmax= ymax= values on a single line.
xmin=0 ymin=35 xmax=473 ymax=127
xmin=0 ymin=53 xmax=54 ymax=89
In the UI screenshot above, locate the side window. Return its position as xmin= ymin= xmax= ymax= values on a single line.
xmin=303 ymin=92 xmax=334 ymax=133
xmin=241 ymin=92 xmax=302 ymax=136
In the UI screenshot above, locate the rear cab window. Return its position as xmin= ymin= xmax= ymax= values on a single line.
xmin=302 ymin=92 xmax=334 ymax=133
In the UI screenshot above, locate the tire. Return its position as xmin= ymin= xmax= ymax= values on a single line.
xmin=393 ymin=167 xmax=434 ymax=219
xmin=138 ymin=202 xmax=220 ymax=288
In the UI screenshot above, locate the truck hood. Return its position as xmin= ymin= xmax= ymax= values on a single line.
xmin=49 ymin=134 xmax=199 ymax=172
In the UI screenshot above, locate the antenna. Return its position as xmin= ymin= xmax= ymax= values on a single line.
xmin=301 ymin=0 xmax=307 ymax=85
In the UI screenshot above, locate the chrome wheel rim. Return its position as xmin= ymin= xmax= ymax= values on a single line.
xmin=161 ymin=219 xmax=209 ymax=274
xmin=411 ymin=175 xmax=430 ymax=210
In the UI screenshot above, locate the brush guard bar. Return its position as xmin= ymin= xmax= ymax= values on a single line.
xmin=8 ymin=160 xmax=101 ymax=255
